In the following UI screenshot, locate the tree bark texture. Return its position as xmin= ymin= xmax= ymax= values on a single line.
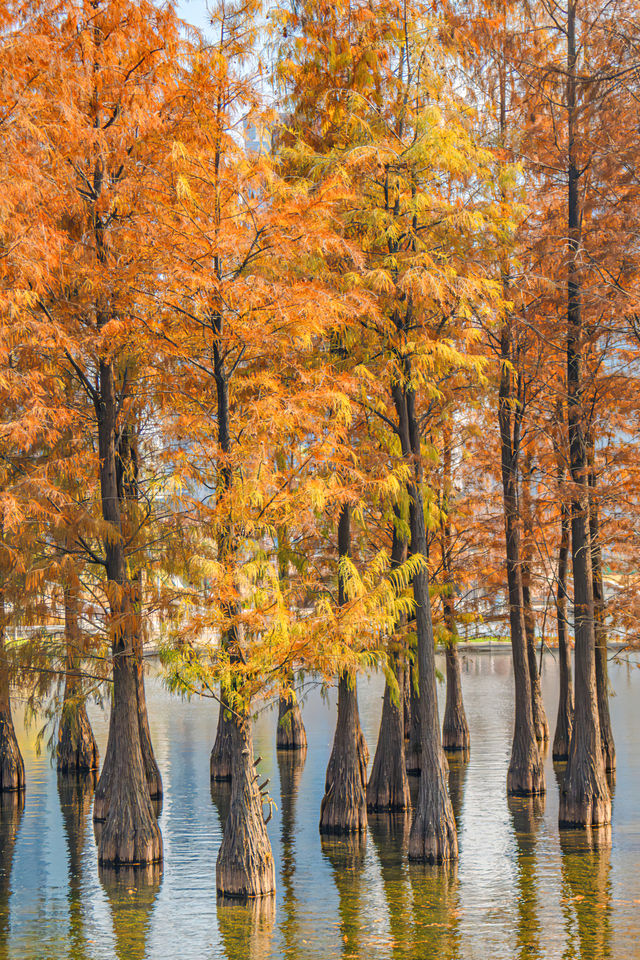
xmin=57 ymin=586 xmax=99 ymax=775
xmin=276 ymin=684 xmax=307 ymax=751
xmin=216 ymin=713 xmax=276 ymax=898
xmin=440 ymin=425 xmax=470 ymax=755
xmin=588 ymin=450 xmax=615 ymax=777
xmin=320 ymin=504 xmax=368 ymax=833
xmin=553 ymin=499 xmax=574 ymax=761
xmin=367 ymin=656 xmax=410 ymax=811
xmin=367 ymin=520 xmax=410 ymax=810
xmin=94 ymin=359 xmax=162 ymax=865
xmin=406 ymin=661 xmax=421 ymax=774
xmin=320 ymin=670 xmax=368 ymax=833
xmin=559 ymin=7 xmax=611 ymax=829
xmin=211 ymin=693 xmax=235 ymax=781
xmin=520 ymin=465 xmax=549 ymax=743
xmin=498 ymin=323 xmax=544 ymax=797
xmin=391 ymin=376 xmax=457 ymax=862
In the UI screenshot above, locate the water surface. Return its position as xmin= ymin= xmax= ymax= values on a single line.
xmin=1 ymin=650 xmax=639 ymax=959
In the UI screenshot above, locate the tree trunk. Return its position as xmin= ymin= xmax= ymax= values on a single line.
xmin=392 ymin=379 xmax=457 ymax=862
xmin=406 ymin=661 xmax=421 ymax=774
xmin=588 ymin=450 xmax=615 ymax=778
xmin=211 ymin=692 xmax=235 ymax=781
xmin=498 ymin=324 xmax=544 ymax=797
xmin=0 ymin=596 xmax=24 ymax=794
xmin=95 ymin=358 xmax=162 ymax=865
xmin=520 ymin=456 xmax=549 ymax=743
xmin=367 ymin=520 xmax=410 ymax=810
xmin=367 ymin=655 xmax=410 ymax=811
xmin=553 ymin=500 xmax=574 ymax=762
xmin=276 ymin=682 xmax=307 ymax=751
xmin=442 ymin=639 xmax=470 ymax=755
xmin=132 ymin=618 xmax=162 ymax=801
xmin=559 ymin=7 xmax=611 ymax=829
xmin=403 ymin=660 xmax=411 ymax=740
xmin=320 ymin=504 xmax=368 ymax=833
xmin=57 ymin=586 xmax=99 ymax=775
xmin=320 ymin=670 xmax=368 ymax=832
xmin=521 ymin=562 xmax=549 ymax=744
xmin=216 ymin=712 xmax=276 ymax=898
xmin=440 ymin=429 xmax=470 ymax=756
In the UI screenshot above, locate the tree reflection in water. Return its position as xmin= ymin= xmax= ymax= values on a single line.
xmin=408 ymin=860 xmax=461 ymax=960
xmin=98 ymin=862 xmax=162 ymax=960
xmin=321 ymin=833 xmax=367 ymax=958
xmin=507 ymin=793 xmax=546 ymax=960
xmin=560 ymin=828 xmax=612 ymax=960
xmin=278 ymin=746 xmax=306 ymax=960
xmin=0 ymin=791 xmax=24 ymax=955
xmin=369 ymin=811 xmax=412 ymax=960
xmin=58 ymin=772 xmax=96 ymax=960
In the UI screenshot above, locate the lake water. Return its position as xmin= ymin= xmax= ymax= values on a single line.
xmin=1 ymin=649 xmax=639 ymax=960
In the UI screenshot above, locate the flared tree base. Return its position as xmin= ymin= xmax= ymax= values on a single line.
xmin=507 ymin=732 xmax=546 ymax=797
xmin=559 ymin=763 xmax=611 ymax=828
xmin=442 ymin=719 xmax=470 ymax=757
xmin=57 ymin=704 xmax=99 ymax=775
xmin=366 ymin=678 xmax=410 ymax=812
xmin=408 ymin=749 xmax=458 ymax=864
xmin=276 ymin=692 xmax=307 ymax=751
xmin=98 ymin=795 xmax=163 ymax=867
xmin=0 ymin=714 xmax=25 ymax=793
xmin=216 ymin=719 xmax=276 ymax=899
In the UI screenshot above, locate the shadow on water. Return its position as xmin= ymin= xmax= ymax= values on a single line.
xmin=277 ymin=747 xmax=306 ymax=960
xmin=321 ymin=833 xmax=367 ymax=958
xmin=0 ymin=792 xmax=24 ymax=954
xmin=58 ymin=772 xmax=96 ymax=960
xmin=507 ymin=793 xmax=546 ymax=960
xmin=408 ymin=859 xmax=461 ymax=960
xmin=369 ymin=811 xmax=412 ymax=959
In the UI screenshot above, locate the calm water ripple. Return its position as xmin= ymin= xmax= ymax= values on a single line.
xmin=1 ymin=650 xmax=639 ymax=959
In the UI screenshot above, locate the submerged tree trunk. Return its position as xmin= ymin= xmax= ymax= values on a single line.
xmin=276 ymin=681 xmax=307 ymax=752
xmin=553 ymin=498 xmax=574 ymax=762
xmin=0 ymin=595 xmax=24 ymax=794
xmin=95 ymin=359 xmax=162 ymax=865
xmin=367 ymin=520 xmax=410 ymax=811
xmin=588 ymin=447 xmax=615 ymax=778
xmin=57 ymin=586 xmax=99 ymax=775
xmin=216 ymin=713 xmax=276 ymax=898
xmin=391 ymin=376 xmax=457 ymax=862
xmin=521 ymin=459 xmax=550 ymax=744
xmin=559 ymin=8 xmax=610 ymax=829
xmin=320 ymin=505 xmax=368 ymax=833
